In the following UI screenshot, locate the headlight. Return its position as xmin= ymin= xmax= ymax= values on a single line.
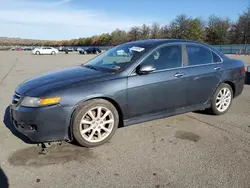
xmin=20 ymin=97 xmax=61 ymax=107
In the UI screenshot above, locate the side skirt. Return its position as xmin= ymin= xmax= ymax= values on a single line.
xmin=123 ymin=103 xmax=210 ymax=126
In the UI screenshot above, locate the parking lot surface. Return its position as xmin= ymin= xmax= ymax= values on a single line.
xmin=0 ymin=51 xmax=250 ymax=188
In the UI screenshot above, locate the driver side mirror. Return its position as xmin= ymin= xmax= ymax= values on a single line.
xmin=136 ymin=65 xmax=156 ymax=75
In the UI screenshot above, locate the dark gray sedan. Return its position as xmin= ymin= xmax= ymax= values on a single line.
xmin=10 ymin=39 xmax=246 ymax=147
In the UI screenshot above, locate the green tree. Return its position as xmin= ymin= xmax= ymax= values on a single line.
xmin=91 ymin=35 xmax=100 ymax=46
xmin=159 ymin=25 xmax=169 ymax=39
xmin=128 ymin=26 xmax=141 ymax=41
xmin=98 ymin=33 xmax=112 ymax=46
xmin=205 ymin=15 xmax=231 ymax=44
xmin=110 ymin=29 xmax=127 ymax=45
xmin=187 ymin=18 xmax=205 ymax=41
xmin=84 ymin=37 xmax=92 ymax=46
xmin=150 ymin=22 xmax=161 ymax=39
xmin=140 ymin=24 xmax=150 ymax=39
xmin=169 ymin=14 xmax=191 ymax=39
xmin=78 ymin=38 xmax=86 ymax=45
xmin=234 ymin=6 xmax=250 ymax=44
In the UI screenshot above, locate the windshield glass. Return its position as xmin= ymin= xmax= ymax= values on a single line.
xmin=85 ymin=43 xmax=149 ymax=72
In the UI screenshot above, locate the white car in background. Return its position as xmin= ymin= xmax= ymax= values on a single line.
xmin=32 ymin=47 xmax=59 ymax=55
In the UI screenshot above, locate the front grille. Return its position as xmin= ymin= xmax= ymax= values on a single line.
xmin=12 ymin=92 xmax=21 ymax=105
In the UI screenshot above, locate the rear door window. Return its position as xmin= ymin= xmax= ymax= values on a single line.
xmin=186 ymin=45 xmax=213 ymax=66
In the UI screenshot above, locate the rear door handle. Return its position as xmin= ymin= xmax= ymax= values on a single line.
xmin=174 ymin=72 xmax=185 ymax=78
xmin=214 ymin=66 xmax=221 ymax=71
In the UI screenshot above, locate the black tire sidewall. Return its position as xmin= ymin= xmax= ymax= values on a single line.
xmin=211 ymin=83 xmax=233 ymax=115
xmin=72 ymin=99 xmax=119 ymax=147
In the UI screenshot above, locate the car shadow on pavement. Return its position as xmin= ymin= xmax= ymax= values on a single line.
xmin=0 ymin=167 xmax=9 ymax=188
xmin=3 ymin=106 xmax=35 ymax=144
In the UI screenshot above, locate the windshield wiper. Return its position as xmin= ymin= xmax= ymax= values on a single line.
xmin=82 ymin=64 xmax=98 ymax=70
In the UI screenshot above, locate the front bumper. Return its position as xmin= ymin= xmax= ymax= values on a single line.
xmin=10 ymin=104 xmax=73 ymax=143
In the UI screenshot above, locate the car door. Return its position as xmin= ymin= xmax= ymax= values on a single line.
xmin=127 ymin=44 xmax=189 ymax=118
xmin=42 ymin=47 xmax=49 ymax=54
xmin=183 ymin=44 xmax=223 ymax=106
xmin=39 ymin=47 xmax=45 ymax=54
xmin=46 ymin=47 xmax=52 ymax=54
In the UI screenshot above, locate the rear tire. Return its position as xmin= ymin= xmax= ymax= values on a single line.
xmin=72 ymin=99 xmax=119 ymax=147
xmin=208 ymin=83 xmax=233 ymax=115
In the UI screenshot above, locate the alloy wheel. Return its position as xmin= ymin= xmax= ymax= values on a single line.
xmin=79 ymin=106 xmax=114 ymax=143
xmin=215 ymin=87 xmax=232 ymax=112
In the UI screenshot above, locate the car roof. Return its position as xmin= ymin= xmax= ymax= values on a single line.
xmin=124 ymin=39 xmax=207 ymax=48
xmin=123 ymin=39 xmax=226 ymax=58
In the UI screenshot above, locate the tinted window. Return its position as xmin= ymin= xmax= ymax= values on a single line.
xmin=141 ymin=45 xmax=182 ymax=70
xmin=186 ymin=45 xmax=213 ymax=66
xmin=212 ymin=51 xmax=222 ymax=62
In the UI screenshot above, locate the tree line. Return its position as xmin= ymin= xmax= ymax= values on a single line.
xmin=3 ymin=6 xmax=250 ymax=46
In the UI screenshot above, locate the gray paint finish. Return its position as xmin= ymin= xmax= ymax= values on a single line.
xmin=11 ymin=39 xmax=246 ymax=142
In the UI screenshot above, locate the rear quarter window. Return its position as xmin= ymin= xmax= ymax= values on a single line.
xmin=212 ymin=51 xmax=222 ymax=63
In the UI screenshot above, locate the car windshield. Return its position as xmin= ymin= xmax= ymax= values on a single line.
xmin=85 ymin=43 xmax=150 ymax=72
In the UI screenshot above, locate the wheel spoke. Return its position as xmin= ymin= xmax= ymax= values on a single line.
xmin=97 ymin=107 xmax=102 ymax=119
xmin=216 ymin=101 xmax=221 ymax=106
xmin=88 ymin=130 xmax=96 ymax=141
xmin=97 ymin=129 xmax=102 ymax=139
xmin=101 ymin=111 xmax=110 ymax=120
xmin=103 ymin=119 xmax=114 ymax=125
xmin=87 ymin=110 xmax=95 ymax=120
xmin=221 ymin=89 xmax=225 ymax=95
xmin=101 ymin=126 xmax=111 ymax=133
xmin=225 ymin=93 xmax=231 ymax=99
xmin=224 ymin=89 xmax=229 ymax=97
xmin=81 ymin=119 xmax=92 ymax=125
xmin=81 ymin=126 xmax=92 ymax=134
xmin=219 ymin=103 xmax=223 ymax=110
xmin=217 ymin=91 xmax=223 ymax=99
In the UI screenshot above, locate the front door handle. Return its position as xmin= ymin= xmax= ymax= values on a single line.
xmin=214 ymin=66 xmax=221 ymax=71
xmin=174 ymin=72 xmax=185 ymax=78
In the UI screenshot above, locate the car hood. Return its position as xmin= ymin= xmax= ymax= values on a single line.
xmin=15 ymin=66 xmax=110 ymax=96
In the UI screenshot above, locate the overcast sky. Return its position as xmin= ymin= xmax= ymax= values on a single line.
xmin=0 ymin=0 xmax=249 ymax=40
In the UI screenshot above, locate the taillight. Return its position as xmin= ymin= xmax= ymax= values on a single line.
xmin=242 ymin=67 xmax=246 ymax=73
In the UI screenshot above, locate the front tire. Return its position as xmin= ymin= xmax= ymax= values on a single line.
xmin=72 ymin=99 xmax=119 ymax=147
xmin=209 ymin=83 xmax=233 ymax=115
xmin=51 ymin=51 xmax=55 ymax=55
xmin=35 ymin=51 xmax=40 ymax=55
